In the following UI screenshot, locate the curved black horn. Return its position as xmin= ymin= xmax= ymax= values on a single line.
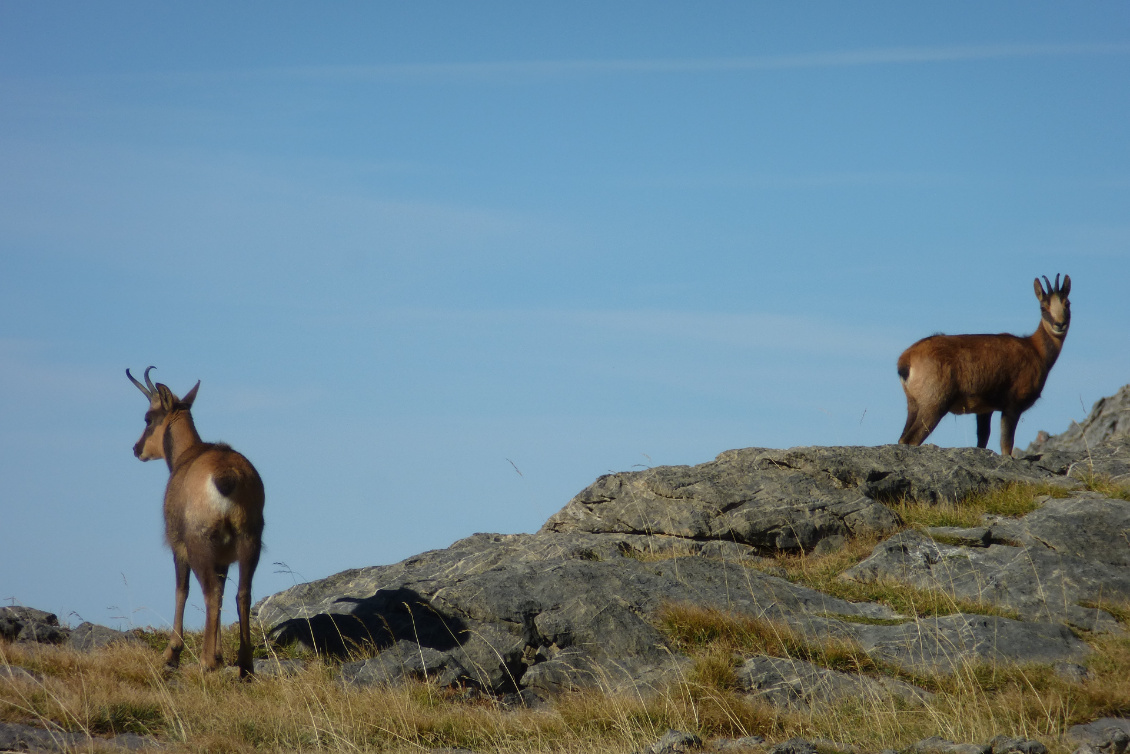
xmin=126 ymin=366 xmax=157 ymax=398
xmin=1054 ymin=273 xmax=1062 ymax=292
xmin=1041 ymin=275 xmax=1052 ymax=295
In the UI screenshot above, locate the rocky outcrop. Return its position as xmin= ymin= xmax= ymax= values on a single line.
xmin=1028 ymin=384 xmax=1130 ymax=454
xmin=540 ymin=445 xmax=1069 ymax=553
xmin=0 ymin=607 xmax=140 ymax=651
xmin=254 ymin=432 xmax=1129 ymax=707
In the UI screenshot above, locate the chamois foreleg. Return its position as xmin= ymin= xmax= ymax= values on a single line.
xmin=976 ymin=413 xmax=992 ymax=449
xmin=235 ymin=544 xmax=260 ymax=678
xmin=164 ymin=555 xmax=191 ymax=668
xmin=999 ymin=412 xmax=1020 ymax=457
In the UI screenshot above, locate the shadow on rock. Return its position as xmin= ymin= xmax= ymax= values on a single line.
xmin=268 ymin=586 xmax=467 ymax=658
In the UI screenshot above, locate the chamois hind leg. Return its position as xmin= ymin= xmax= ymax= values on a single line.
xmin=900 ymin=397 xmax=945 ymax=446
xmin=235 ymin=543 xmax=261 ymax=678
xmin=976 ymin=413 xmax=993 ymax=449
xmin=164 ymin=554 xmax=191 ymax=669
xmin=899 ymin=396 xmax=925 ymax=444
xmin=999 ymin=412 xmax=1020 ymax=456
xmin=197 ymin=563 xmax=226 ymax=672
xmin=211 ymin=564 xmax=230 ymax=668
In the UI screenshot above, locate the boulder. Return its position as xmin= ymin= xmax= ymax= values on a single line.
xmin=0 ymin=607 xmax=141 ymax=651
xmin=0 ymin=607 xmax=68 ymax=644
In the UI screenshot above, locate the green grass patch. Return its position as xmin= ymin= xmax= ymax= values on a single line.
xmin=894 ymin=481 xmax=1068 ymax=530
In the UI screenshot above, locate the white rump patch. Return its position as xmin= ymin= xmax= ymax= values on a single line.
xmin=205 ymin=475 xmax=234 ymax=515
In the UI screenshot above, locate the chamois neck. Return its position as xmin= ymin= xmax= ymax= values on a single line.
xmin=1030 ymin=320 xmax=1065 ymax=369
xmin=163 ymin=410 xmax=203 ymax=473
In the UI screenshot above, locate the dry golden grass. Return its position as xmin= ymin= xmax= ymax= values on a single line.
xmin=0 ymin=635 xmax=779 ymax=754
xmin=893 ymin=480 xmax=1071 ymax=530
xmin=653 ymin=603 xmax=1130 ymax=754
xmin=3 ymin=604 xmax=1128 ymax=754
xmin=3 ymin=483 xmax=1124 ymax=752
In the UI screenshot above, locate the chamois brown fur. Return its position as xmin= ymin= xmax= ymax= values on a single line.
xmin=897 ymin=274 xmax=1071 ymax=455
xmin=127 ymin=367 xmax=264 ymax=677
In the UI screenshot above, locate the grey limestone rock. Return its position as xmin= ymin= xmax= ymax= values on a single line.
xmin=841 ymin=495 xmax=1130 ymax=631
xmin=1029 ymin=385 xmax=1130 ymax=454
xmin=0 ymin=607 xmax=68 ymax=645
xmin=0 ymin=721 xmax=159 ymax=752
xmin=539 ymin=443 xmax=1089 ymax=554
xmin=709 ymin=736 xmax=767 ymax=752
xmin=637 ymin=729 xmax=704 ymax=754
xmin=767 ymin=738 xmax=818 ymax=754
xmin=909 ymin=737 xmax=990 ymax=754
xmin=736 ymin=654 xmax=930 ymax=709
xmin=256 ymin=529 xmax=913 ymax=696
xmin=342 ymin=640 xmax=469 ymax=688
xmin=846 ymin=612 xmax=1090 ymax=673
xmin=66 ymin=622 xmax=142 ymax=651
xmin=0 ymin=607 xmax=140 ymax=652
xmin=988 ymin=736 xmax=1048 ymax=754
xmin=252 ymin=658 xmax=304 ymax=677
xmin=1069 ymin=719 xmax=1130 ymax=754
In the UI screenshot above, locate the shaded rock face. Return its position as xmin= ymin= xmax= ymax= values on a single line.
xmin=255 ymin=422 xmax=1130 ymax=704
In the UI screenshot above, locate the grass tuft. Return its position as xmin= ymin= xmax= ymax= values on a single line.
xmin=894 ymin=481 xmax=1068 ymax=530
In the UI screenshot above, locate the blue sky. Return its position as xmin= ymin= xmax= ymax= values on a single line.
xmin=2 ymin=3 xmax=1128 ymax=631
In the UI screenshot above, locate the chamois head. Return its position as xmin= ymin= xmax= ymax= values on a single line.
xmin=127 ymin=366 xmax=200 ymax=463
xmin=1035 ymin=274 xmax=1071 ymax=339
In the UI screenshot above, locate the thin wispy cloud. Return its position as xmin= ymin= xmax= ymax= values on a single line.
xmin=21 ymin=41 xmax=1127 ymax=88
xmin=271 ymin=42 xmax=1130 ymax=83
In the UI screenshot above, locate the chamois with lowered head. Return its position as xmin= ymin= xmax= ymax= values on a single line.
xmin=128 ymin=367 xmax=264 ymax=677
xmin=897 ymin=274 xmax=1071 ymax=456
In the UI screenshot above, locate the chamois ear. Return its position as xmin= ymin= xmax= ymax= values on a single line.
xmin=181 ymin=381 xmax=200 ymax=408
xmin=1060 ymin=274 xmax=1071 ymax=299
xmin=156 ymin=384 xmax=177 ymax=411
xmin=1034 ymin=277 xmax=1048 ymax=302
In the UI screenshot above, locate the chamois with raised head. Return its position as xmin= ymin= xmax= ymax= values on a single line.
xmin=897 ymin=274 xmax=1071 ymax=456
xmin=127 ymin=366 xmax=264 ymax=677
